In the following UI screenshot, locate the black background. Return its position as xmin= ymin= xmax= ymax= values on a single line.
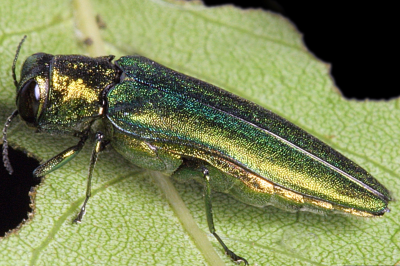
xmin=204 ymin=0 xmax=398 ymax=99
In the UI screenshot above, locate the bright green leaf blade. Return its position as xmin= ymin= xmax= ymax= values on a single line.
xmin=1 ymin=0 xmax=399 ymax=265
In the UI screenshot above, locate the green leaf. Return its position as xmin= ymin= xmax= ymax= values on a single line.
xmin=1 ymin=0 xmax=399 ymax=265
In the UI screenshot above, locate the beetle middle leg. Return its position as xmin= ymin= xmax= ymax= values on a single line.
xmin=75 ymin=132 xmax=108 ymax=223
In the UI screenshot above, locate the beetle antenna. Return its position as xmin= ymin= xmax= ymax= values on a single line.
xmin=12 ymin=35 xmax=27 ymax=89
xmin=3 ymin=36 xmax=27 ymax=175
xmin=3 ymin=110 xmax=19 ymax=175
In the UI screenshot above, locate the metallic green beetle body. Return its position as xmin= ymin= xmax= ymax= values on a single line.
xmin=3 ymin=44 xmax=391 ymax=264
xmin=108 ymin=56 xmax=390 ymax=216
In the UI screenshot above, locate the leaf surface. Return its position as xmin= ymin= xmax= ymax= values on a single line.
xmin=0 ymin=0 xmax=399 ymax=265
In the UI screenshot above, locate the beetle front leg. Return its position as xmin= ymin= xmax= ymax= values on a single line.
xmin=202 ymin=167 xmax=249 ymax=265
xmin=74 ymin=132 xmax=107 ymax=223
xmin=33 ymin=134 xmax=89 ymax=177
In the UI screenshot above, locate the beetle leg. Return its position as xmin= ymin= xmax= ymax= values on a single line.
xmin=202 ymin=167 xmax=249 ymax=265
xmin=74 ymin=132 xmax=105 ymax=223
xmin=33 ymin=133 xmax=89 ymax=177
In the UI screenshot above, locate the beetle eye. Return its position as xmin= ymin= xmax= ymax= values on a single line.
xmin=17 ymin=79 xmax=41 ymax=125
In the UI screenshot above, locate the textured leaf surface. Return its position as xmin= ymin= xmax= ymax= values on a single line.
xmin=0 ymin=0 xmax=399 ymax=265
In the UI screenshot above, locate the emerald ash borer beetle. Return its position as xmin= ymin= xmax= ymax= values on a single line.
xmin=2 ymin=37 xmax=391 ymax=265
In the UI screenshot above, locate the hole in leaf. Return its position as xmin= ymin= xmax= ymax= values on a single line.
xmin=0 ymin=145 xmax=40 ymax=236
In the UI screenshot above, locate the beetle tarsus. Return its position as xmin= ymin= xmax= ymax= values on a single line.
xmin=74 ymin=197 xmax=88 ymax=223
xmin=226 ymin=249 xmax=248 ymax=265
xmin=74 ymin=209 xmax=85 ymax=223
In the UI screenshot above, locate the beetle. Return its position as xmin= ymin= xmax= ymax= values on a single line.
xmin=2 ymin=37 xmax=391 ymax=264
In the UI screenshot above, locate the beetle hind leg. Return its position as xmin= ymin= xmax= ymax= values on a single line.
xmin=202 ymin=167 xmax=248 ymax=265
